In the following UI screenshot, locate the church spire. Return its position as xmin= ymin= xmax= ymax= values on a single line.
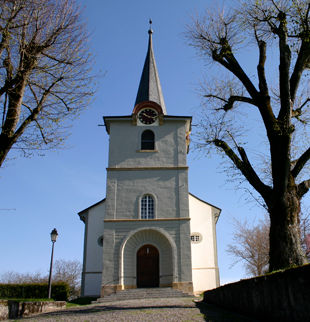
xmin=134 ymin=20 xmax=167 ymax=114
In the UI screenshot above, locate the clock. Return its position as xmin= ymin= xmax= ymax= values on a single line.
xmin=138 ymin=108 xmax=158 ymax=125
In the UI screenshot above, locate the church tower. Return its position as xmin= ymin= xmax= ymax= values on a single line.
xmin=102 ymin=23 xmax=193 ymax=295
xmin=78 ymin=23 xmax=220 ymax=298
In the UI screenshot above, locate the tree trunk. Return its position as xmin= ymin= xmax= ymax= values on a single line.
xmin=0 ymin=134 xmax=15 ymax=167
xmin=268 ymin=189 xmax=306 ymax=271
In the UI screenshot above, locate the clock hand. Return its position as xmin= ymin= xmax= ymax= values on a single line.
xmin=141 ymin=112 xmax=149 ymax=117
xmin=142 ymin=113 xmax=154 ymax=119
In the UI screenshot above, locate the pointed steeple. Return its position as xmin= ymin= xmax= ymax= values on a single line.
xmin=134 ymin=20 xmax=167 ymax=114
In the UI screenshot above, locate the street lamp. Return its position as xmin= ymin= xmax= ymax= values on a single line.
xmin=48 ymin=228 xmax=58 ymax=299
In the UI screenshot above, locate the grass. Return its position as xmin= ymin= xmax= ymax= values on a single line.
xmin=66 ymin=302 xmax=80 ymax=308
xmin=264 ymin=262 xmax=310 ymax=276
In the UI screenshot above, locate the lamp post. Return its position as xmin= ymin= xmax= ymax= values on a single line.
xmin=48 ymin=228 xmax=58 ymax=299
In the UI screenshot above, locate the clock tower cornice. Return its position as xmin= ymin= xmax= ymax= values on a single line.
xmin=132 ymin=101 xmax=163 ymax=115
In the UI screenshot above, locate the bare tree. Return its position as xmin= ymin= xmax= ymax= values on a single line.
xmin=188 ymin=0 xmax=310 ymax=271
xmin=0 ymin=271 xmax=47 ymax=283
xmin=0 ymin=0 xmax=94 ymax=167
xmin=228 ymin=211 xmax=310 ymax=276
xmin=227 ymin=218 xmax=269 ymax=276
xmin=53 ymin=259 xmax=82 ymax=298
xmin=0 ymin=259 xmax=82 ymax=298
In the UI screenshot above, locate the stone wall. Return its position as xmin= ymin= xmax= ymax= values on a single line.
xmin=0 ymin=300 xmax=66 ymax=320
xmin=203 ymin=264 xmax=310 ymax=322
xmin=0 ymin=301 xmax=7 ymax=320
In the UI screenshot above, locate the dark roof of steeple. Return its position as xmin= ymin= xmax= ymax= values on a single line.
xmin=134 ymin=22 xmax=167 ymax=114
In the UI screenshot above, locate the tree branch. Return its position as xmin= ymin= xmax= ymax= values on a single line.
xmin=292 ymin=147 xmax=310 ymax=178
xmin=277 ymin=12 xmax=292 ymax=122
xmin=41 ymin=52 xmax=73 ymax=65
xmin=21 ymin=102 xmax=33 ymax=113
xmin=1 ymin=93 xmax=8 ymax=128
xmin=213 ymin=38 xmax=277 ymax=131
xmin=28 ymin=83 xmax=39 ymax=106
xmin=0 ymin=4 xmax=26 ymax=57
xmin=214 ymin=139 xmax=272 ymax=202
xmin=222 ymin=96 xmax=255 ymax=111
xmin=34 ymin=119 xmax=48 ymax=144
xmin=204 ymin=94 xmax=227 ymax=102
xmin=49 ymin=92 xmax=71 ymax=112
xmin=290 ymin=40 xmax=310 ymax=104
xmin=0 ymin=76 xmax=22 ymax=99
xmin=205 ymin=94 xmax=256 ymax=111
xmin=11 ymin=77 xmax=63 ymax=143
xmin=257 ymin=39 xmax=269 ymax=97
xmin=297 ymin=179 xmax=310 ymax=199
xmin=292 ymin=98 xmax=309 ymax=120
xmin=299 ymin=98 xmax=310 ymax=110
xmin=212 ymin=39 xmax=259 ymax=100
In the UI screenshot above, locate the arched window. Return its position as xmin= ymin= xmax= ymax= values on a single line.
xmin=141 ymin=130 xmax=155 ymax=150
xmin=141 ymin=195 xmax=155 ymax=219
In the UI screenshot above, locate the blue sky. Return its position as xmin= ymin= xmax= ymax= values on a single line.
xmin=0 ymin=0 xmax=308 ymax=286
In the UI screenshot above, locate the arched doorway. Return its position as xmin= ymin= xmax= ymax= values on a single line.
xmin=120 ymin=228 xmax=176 ymax=289
xmin=136 ymin=244 xmax=159 ymax=288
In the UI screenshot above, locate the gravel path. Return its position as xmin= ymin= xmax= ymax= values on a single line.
xmin=15 ymin=297 xmax=261 ymax=322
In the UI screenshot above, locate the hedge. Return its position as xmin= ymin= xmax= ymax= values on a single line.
xmin=0 ymin=282 xmax=69 ymax=301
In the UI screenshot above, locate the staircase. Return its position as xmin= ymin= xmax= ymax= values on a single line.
xmin=94 ymin=287 xmax=193 ymax=303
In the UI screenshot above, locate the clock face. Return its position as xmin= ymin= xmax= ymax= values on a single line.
xmin=138 ymin=108 xmax=158 ymax=125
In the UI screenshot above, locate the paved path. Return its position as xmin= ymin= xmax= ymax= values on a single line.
xmin=16 ymin=298 xmax=261 ymax=322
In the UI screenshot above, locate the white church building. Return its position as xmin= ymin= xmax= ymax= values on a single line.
xmin=78 ymin=25 xmax=221 ymax=297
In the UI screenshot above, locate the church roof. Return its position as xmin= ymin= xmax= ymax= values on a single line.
xmin=189 ymin=192 xmax=221 ymax=223
xmin=134 ymin=21 xmax=167 ymax=114
xmin=78 ymin=198 xmax=105 ymax=222
xmin=189 ymin=193 xmax=221 ymax=211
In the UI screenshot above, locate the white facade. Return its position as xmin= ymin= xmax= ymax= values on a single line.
xmin=79 ymin=200 xmax=105 ymax=297
xmin=189 ymin=193 xmax=220 ymax=294
xmin=79 ymin=190 xmax=220 ymax=297
xmin=78 ymin=27 xmax=220 ymax=297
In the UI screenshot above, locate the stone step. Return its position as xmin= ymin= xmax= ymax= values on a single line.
xmin=106 ymin=288 xmax=185 ymax=295
xmin=99 ymin=292 xmax=188 ymax=300
xmin=94 ymin=287 xmax=193 ymax=303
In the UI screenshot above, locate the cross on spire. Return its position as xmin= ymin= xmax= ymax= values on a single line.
xmin=149 ymin=19 xmax=153 ymax=34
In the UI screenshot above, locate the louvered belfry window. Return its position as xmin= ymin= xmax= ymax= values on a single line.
xmin=141 ymin=195 xmax=154 ymax=219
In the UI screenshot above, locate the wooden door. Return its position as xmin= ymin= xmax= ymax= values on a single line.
xmin=137 ymin=244 xmax=159 ymax=288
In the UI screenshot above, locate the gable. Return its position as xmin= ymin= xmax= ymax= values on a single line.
xmin=78 ymin=198 xmax=106 ymax=223
xmin=189 ymin=193 xmax=221 ymax=223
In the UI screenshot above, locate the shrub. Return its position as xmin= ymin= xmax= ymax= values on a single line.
xmin=0 ymin=282 xmax=69 ymax=301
